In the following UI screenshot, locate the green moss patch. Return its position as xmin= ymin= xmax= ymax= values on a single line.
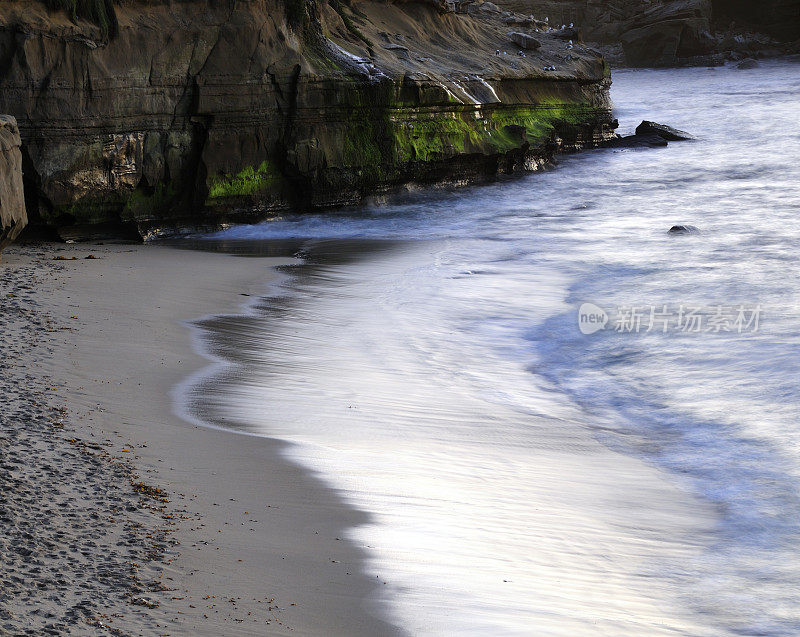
xmin=123 ymin=183 xmax=176 ymax=220
xmin=207 ymin=161 xmax=284 ymax=199
xmin=390 ymin=101 xmax=594 ymax=165
xmin=488 ymin=101 xmax=592 ymax=145
xmin=393 ymin=111 xmax=487 ymax=163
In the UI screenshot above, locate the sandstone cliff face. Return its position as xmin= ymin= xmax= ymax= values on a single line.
xmin=0 ymin=116 xmax=26 ymax=251
xmin=0 ymin=0 xmax=615 ymax=238
xmin=501 ymin=0 xmax=798 ymax=66
xmin=713 ymin=0 xmax=800 ymax=42
xmin=616 ymin=0 xmax=717 ymax=67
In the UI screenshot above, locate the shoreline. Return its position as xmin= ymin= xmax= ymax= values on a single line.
xmin=176 ymin=237 xmax=720 ymax=635
xmin=1 ymin=241 xmax=401 ymax=636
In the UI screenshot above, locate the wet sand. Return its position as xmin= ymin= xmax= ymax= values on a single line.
xmin=0 ymin=242 xmax=401 ymax=636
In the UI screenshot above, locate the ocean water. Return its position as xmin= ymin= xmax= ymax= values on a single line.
xmin=180 ymin=59 xmax=800 ymax=635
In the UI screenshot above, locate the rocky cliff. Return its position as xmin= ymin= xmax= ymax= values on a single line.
xmin=0 ymin=116 xmax=26 ymax=252
xmin=0 ymin=0 xmax=616 ymax=239
xmin=500 ymin=0 xmax=799 ymax=67
xmin=712 ymin=0 xmax=800 ymax=42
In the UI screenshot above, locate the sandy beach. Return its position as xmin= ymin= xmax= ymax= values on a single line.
xmin=0 ymin=242 xmax=401 ymax=636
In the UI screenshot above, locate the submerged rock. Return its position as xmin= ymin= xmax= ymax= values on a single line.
xmin=0 ymin=116 xmax=26 ymax=254
xmin=737 ymin=58 xmax=760 ymax=69
xmin=636 ymin=121 xmax=696 ymax=141
xmin=603 ymin=120 xmax=694 ymax=149
xmin=668 ymin=225 xmax=700 ymax=234
xmin=605 ymin=133 xmax=669 ymax=149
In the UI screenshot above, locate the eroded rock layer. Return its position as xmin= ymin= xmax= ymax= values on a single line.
xmin=0 ymin=0 xmax=616 ymax=238
xmin=0 ymin=116 xmax=26 ymax=251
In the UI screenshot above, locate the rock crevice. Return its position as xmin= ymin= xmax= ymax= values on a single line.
xmin=0 ymin=115 xmax=26 ymax=253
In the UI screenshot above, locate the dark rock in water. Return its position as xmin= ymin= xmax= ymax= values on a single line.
xmin=603 ymin=120 xmax=696 ymax=149
xmin=0 ymin=116 xmax=26 ymax=255
xmin=605 ymin=133 xmax=669 ymax=149
xmin=737 ymin=58 xmax=760 ymax=69
xmin=636 ymin=121 xmax=696 ymax=141
xmin=668 ymin=225 xmax=700 ymax=234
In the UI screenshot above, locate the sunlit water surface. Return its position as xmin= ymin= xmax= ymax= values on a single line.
xmin=180 ymin=60 xmax=800 ymax=635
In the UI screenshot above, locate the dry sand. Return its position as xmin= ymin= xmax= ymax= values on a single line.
xmin=0 ymin=242 xmax=401 ymax=636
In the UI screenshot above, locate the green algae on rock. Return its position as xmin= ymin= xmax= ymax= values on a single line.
xmin=0 ymin=0 xmax=617 ymax=239
xmin=207 ymin=161 xmax=286 ymax=200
